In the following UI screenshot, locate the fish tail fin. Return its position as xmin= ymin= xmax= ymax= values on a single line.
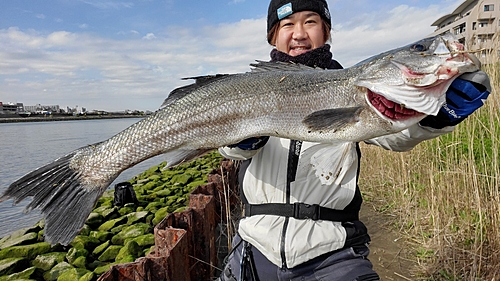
xmin=0 ymin=149 xmax=112 ymax=246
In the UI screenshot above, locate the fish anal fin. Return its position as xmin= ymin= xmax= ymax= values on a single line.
xmin=162 ymin=149 xmax=213 ymax=170
xmin=303 ymin=107 xmax=363 ymax=132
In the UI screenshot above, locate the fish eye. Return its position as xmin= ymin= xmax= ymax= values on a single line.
xmin=411 ymin=44 xmax=427 ymax=52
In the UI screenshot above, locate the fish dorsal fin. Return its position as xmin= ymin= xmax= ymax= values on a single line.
xmin=250 ymin=60 xmax=317 ymax=72
xmin=160 ymin=74 xmax=230 ymax=109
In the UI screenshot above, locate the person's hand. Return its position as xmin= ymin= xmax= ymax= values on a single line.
xmin=420 ymin=71 xmax=491 ymax=129
xmin=227 ymin=136 xmax=270 ymax=150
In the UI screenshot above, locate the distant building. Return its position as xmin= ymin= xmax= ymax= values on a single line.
xmin=24 ymin=104 xmax=61 ymax=113
xmin=429 ymin=0 xmax=499 ymax=62
xmin=0 ymin=102 xmax=24 ymax=114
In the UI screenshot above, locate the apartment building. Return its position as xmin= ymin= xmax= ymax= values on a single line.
xmin=429 ymin=0 xmax=499 ymax=61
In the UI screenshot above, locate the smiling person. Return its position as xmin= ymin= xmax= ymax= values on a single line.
xmin=217 ymin=0 xmax=491 ymax=280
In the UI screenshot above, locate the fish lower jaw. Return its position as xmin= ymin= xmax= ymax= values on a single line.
xmin=367 ymin=89 xmax=425 ymax=121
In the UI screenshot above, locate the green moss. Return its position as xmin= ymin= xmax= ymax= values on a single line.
xmin=98 ymin=245 xmax=122 ymax=262
xmin=31 ymin=252 xmax=66 ymax=271
xmin=0 ymin=257 xmax=28 ymax=276
xmin=0 ymin=266 xmax=35 ymax=281
xmin=0 ymin=242 xmax=52 ymax=260
xmin=92 ymin=240 xmax=110 ymax=256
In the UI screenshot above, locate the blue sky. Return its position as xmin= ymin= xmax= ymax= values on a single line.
xmin=0 ymin=0 xmax=463 ymax=111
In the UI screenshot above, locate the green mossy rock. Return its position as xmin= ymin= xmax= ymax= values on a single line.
xmin=129 ymin=234 xmax=155 ymax=247
xmin=0 ymin=232 xmax=38 ymax=249
xmin=0 ymin=266 xmax=35 ymax=281
xmin=96 ymin=197 xmax=113 ymax=208
xmin=140 ymin=181 xmax=158 ymax=191
xmin=173 ymin=206 xmax=188 ymax=213
xmin=118 ymin=204 xmax=136 ymax=216
xmin=86 ymin=260 xmax=106 ymax=271
xmin=148 ymin=175 xmax=162 ymax=182
xmin=126 ymin=211 xmax=149 ymax=225
xmin=110 ymin=223 xmax=151 ymax=245
xmin=79 ymin=224 xmax=92 ymax=236
xmin=116 ymin=255 xmax=135 ymax=263
xmin=154 ymin=189 xmax=173 ymax=197
xmin=66 ymin=247 xmax=88 ymax=265
xmin=170 ymin=174 xmax=192 ymax=185
xmin=0 ymin=242 xmax=51 ymax=260
xmin=0 ymin=257 xmax=28 ymax=276
xmin=165 ymin=196 xmax=178 ymax=206
xmin=56 ymin=268 xmax=91 ymax=281
xmin=152 ymin=206 xmax=169 ymax=225
xmin=78 ymin=271 xmax=95 ymax=281
xmin=136 ymin=178 xmax=150 ymax=184
xmin=89 ymin=231 xmax=112 ymax=243
xmin=144 ymin=201 xmax=163 ymax=212
xmin=93 ymin=262 xmax=118 ymax=275
xmin=144 ymin=246 xmax=155 ymax=256
xmin=85 ymin=213 xmax=104 ymax=227
xmin=43 ymin=262 xmax=73 ymax=281
xmin=98 ymin=245 xmax=122 ymax=262
xmin=187 ymin=180 xmax=207 ymax=189
xmin=97 ymin=216 xmax=127 ymax=232
xmin=71 ymin=256 xmax=87 ymax=269
xmin=143 ymin=166 xmax=162 ymax=177
xmin=31 ymin=252 xmax=66 ymax=271
xmin=115 ymin=241 xmax=141 ymax=261
xmin=70 ymin=235 xmax=100 ymax=251
xmin=92 ymin=240 xmax=110 ymax=256
xmin=5 ymin=225 xmax=42 ymax=242
xmin=110 ymin=224 xmax=126 ymax=234
xmin=101 ymin=207 xmax=119 ymax=220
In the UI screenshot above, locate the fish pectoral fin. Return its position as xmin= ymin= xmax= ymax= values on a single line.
xmin=303 ymin=107 xmax=363 ymax=132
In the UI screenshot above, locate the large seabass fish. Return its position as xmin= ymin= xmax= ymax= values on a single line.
xmin=1 ymin=33 xmax=480 ymax=245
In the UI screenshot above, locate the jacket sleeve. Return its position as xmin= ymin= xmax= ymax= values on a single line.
xmin=364 ymin=123 xmax=454 ymax=152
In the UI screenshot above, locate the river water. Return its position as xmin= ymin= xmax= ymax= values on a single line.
xmin=0 ymin=118 xmax=164 ymax=238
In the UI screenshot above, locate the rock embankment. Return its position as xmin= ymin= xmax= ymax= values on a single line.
xmin=0 ymin=151 xmax=223 ymax=281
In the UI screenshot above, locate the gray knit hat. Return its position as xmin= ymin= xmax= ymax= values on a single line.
xmin=267 ymin=0 xmax=331 ymax=35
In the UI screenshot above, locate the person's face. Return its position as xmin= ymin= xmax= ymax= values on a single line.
xmin=274 ymin=11 xmax=326 ymax=57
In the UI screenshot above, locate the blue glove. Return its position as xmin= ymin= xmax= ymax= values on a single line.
xmin=227 ymin=136 xmax=270 ymax=150
xmin=420 ymin=71 xmax=490 ymax=129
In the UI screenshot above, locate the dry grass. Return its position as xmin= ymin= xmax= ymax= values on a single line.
xmin=360 ymin=38 xmax=500 ymax=280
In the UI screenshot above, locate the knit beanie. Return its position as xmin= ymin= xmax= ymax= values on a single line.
xmin=267 ymin=0 xmax=331 ymax=36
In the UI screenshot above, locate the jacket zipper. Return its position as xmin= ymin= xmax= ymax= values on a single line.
xmin=280 ymin=140 xmax=302 ymax=269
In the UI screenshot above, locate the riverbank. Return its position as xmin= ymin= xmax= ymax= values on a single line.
xmin=0 ymin=114 xmax=146 ymax=124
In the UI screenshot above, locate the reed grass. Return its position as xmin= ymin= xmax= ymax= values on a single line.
xmin=360 ymin=37 xmax=500 ymax=280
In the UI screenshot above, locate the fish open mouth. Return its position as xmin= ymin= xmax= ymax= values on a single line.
xmin=367 ymin=89 xmax=424 ymax=120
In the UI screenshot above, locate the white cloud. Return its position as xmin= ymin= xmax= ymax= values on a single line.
xmin=142 ymin=33 xmax=156 ymax=40
xmin=330 ymin=4 xmax=445 ymax=67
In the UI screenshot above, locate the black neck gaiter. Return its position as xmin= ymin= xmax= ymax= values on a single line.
xmin=270 ymin=44 xmax=335 ymax=69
